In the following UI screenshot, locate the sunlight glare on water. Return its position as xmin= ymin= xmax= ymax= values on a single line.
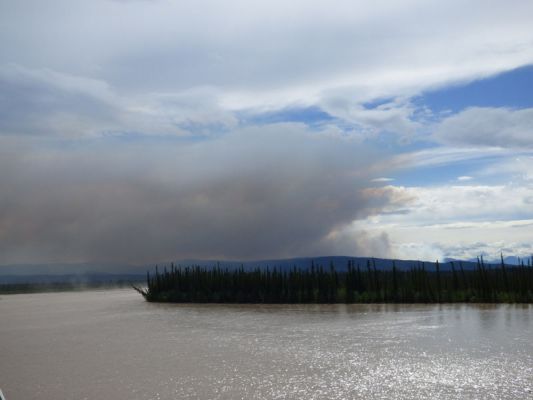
xmin=0 ymin=290 xmax=532 ymax=399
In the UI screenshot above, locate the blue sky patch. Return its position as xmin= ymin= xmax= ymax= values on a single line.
xmin=240 ymin=106 xmax=334 ymax=126
xmin=418 ymin=65 xmax=533 ymax=113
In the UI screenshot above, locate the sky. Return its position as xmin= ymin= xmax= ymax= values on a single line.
xmin=1 ymin=0 xmax=533 ymax=264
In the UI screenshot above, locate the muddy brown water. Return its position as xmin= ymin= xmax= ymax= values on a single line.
xmin=0 ymin=289 xmax=532 ymax=399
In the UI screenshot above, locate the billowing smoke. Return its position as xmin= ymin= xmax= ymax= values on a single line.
xmin=0 ymin=124 xmax=395 ymax=264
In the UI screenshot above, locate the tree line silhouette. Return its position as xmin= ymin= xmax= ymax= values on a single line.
xmin=135 ymin=256 xmax=533 ymax=303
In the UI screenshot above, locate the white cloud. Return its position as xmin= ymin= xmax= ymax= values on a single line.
xmin=457 ymin=176 xmax=473 ymax=181
xmin=384 ymin=184 xmax=533 ymax=223
xmin=319 ymin=98 xmax=422 ymax=139
xmin=392 ymin=240 xmax=533 ymax=263
xmin=351 ymin=183 xmax=533 ymax=260
xmin=434 ymin=107 xmax=533 ymax=148
xmin=479 ymin=156 xmax=533 ymax=182
xmin=390 ymin=146 xmax=513 ymax=171
xmin=2 ymin=0 xmax=533 ymax=111
xmin=371 ymin=177 xmax=395 ymax=183
xmin=0 ymin=65 xmax=238 ymax=138
xmin=2 ymin=1 xmax=533 ymax=141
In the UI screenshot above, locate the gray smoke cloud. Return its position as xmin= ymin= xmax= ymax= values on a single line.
xmin=0 ymin=125 xmax=395 ymax=264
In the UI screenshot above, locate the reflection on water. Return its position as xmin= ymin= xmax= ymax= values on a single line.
xmin=0 ymin=290 xmax=532 ymax=399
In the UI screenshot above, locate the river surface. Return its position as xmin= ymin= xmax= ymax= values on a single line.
xmin=0 ymin=290 xmax=532 ymax=399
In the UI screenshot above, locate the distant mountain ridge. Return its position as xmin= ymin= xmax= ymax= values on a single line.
xmin=1 ymin=255 xmax=527 ymax=284
xmin=173 ymin=256 xmax=495 ymax=272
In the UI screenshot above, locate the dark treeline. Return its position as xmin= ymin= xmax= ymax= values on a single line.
xmin=137 ymin=256 xmax=533 ymax=303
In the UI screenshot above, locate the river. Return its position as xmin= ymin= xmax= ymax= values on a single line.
xmin=0 ymin=289 xmax=532 ymax=399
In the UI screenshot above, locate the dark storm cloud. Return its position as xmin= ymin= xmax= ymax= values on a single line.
xmin=0 ymin=125 xmax=393 ymax=264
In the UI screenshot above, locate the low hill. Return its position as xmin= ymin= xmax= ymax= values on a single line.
xmin=1 ymin=255 xmax=522 ymax=285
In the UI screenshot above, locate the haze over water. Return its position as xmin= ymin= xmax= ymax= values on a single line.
xmin=0 ymin=290 xmax=532 ymax=399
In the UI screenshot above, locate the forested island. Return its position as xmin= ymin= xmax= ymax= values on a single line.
xmin=136 ymin=256 xmax=533 ymax=303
